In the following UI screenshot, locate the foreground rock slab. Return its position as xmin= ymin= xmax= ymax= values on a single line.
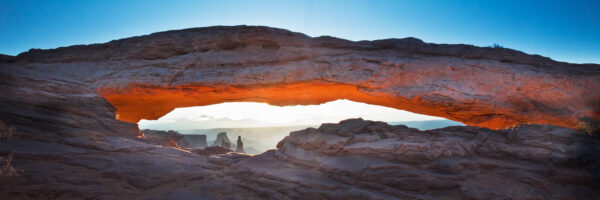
xmin=1 ymin=119 xmax=598 ymax=199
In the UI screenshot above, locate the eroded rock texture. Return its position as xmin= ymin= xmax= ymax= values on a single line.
xmin=267 ymin=119 xmax=598 ymax=199
xmin=0 ymin=119 xmax=598 ymax=199
xmin=0 ymin=26 xmax=599 ymax=199
xmin=1 ymin=26 xmax=598 ymax=129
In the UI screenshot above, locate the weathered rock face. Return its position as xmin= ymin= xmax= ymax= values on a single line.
xmin=1 ymin=26 xmax=598 ymax=130
xmin=217 ymin=119 xmax=600 ymax=199
xmin=0 ymin=25 xmax=599 ymax=199
xmin=227 ymin=119 xmax=600 ymax=199
xmin=1 ymin=119 xmax=598 ymax=199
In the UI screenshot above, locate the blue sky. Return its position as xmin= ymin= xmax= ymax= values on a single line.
xmin=1 ymin=0 xmax=599 ymax=63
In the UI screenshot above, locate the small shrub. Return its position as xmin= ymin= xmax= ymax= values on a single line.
xmin=578 ymin=117 xmax=600 ymax=137
xmin=491 ymin=43 xmax=503 ymax=48
xmin=137 ymin=130 xmax=145 ymax=139
xmin=168 ymin=139 xmax=180 ymax=148
xmin=574 ymin=117 xmax=600 ymax=190
xmin=0 ymin=152 xmax=19 ymax=177
xmin=0 ymin=121 xmax=21 ymax=177
xmin=0 ymin=120 xmax=16 ymax=142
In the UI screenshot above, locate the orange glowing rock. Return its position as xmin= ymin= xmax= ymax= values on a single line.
xmin=4 ymin=26 xmax=598 ymax=130
xmin=99 ymin=80 xmax=585 ymax=130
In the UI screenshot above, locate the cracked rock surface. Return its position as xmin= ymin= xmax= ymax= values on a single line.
xmin=0 ymin=119 xmax=598 ymax=199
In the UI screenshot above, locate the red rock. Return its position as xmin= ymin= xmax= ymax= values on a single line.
xmin=1 ymin=26 xmax=599 ymax=199
xmin=5 ymin=26 xmax=595 ymax=129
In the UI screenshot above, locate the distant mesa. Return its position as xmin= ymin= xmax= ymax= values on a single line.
xmin=140 ymin=129 xmax=186 ymax=147
xmin=236 ymin=136 xmax=245 ymax=153
xmin=212 ymin=132 xmax=232 ymax=150
xmin=181 ymin=134 xmax=207 ymax=149
xmin=141 ymin=129 xmax=250 ymax=154
xmin=221 ymin=139 xmax=231 ymax=150
xmin=141 ymin=129 xmax=207 ymax=149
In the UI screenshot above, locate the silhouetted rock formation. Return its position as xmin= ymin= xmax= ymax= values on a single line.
xmin=221 ymin=140 xmax=230 ymax=150
xmin=140 ymin=129 xmax=188 ymax=147
xmin=181 ymin=134 xmax=207 ymax=149
xmin=212 ymin=132 xmax=232 ymax=150
xmin=236 ymin=136 xmax=244 ymax=153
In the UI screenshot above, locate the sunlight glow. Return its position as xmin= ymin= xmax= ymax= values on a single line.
xmin=138 ymin=99 xmax=445 ymax=130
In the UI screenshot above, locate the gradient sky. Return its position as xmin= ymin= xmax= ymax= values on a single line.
xmin=1 ymin=0 xmax=599 ymax=63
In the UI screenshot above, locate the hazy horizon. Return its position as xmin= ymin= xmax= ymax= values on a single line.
xmin=138 ymin=99 xmax=451 ymax=130
xmin=157 ymin=119 xmax=465 ymax=154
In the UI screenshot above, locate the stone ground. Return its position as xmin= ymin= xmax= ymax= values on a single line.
xmin=0 ymin=119 xmax=598 ymax=199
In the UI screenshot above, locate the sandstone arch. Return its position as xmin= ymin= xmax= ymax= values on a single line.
xmin=3 ymin=25 xmax=600 ymax=199
xmin=3 ymin=26 xmax=600 ymax=131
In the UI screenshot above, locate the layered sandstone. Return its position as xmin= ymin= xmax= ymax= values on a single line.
xmin=0 ymin=26 xmax=599 ymax=199
xmin=1 ymin=26 xmax=598 ymax=130
xmin=235 ymin=118 xmax=599 ymax=199
xmin=0 ymin=119 xmax=598 ymax=199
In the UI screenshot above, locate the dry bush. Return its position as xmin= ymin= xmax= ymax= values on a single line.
xmin=137 ymin=130 xmax=145 ymax=139
xmin=168 ymin=139 xmax=180 ymax=148
xmin=578 ymin=117 xmax=600 ymax=137
xmin=574 ymin=117 xmax=600 ymax=190
xmin=0 ymin=152 xmax=19 ymax=177
xmin=0 ymin=120 xmax=16 ymax=141
xmin=0 ymin=120 xmax=21 ymax=176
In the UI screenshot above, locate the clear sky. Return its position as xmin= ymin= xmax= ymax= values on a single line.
xmin=1 ymin=0 xmax=599 ymax=63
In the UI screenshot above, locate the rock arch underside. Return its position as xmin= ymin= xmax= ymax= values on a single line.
xmin=1 ymin=26 xmax=600 ymax=199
